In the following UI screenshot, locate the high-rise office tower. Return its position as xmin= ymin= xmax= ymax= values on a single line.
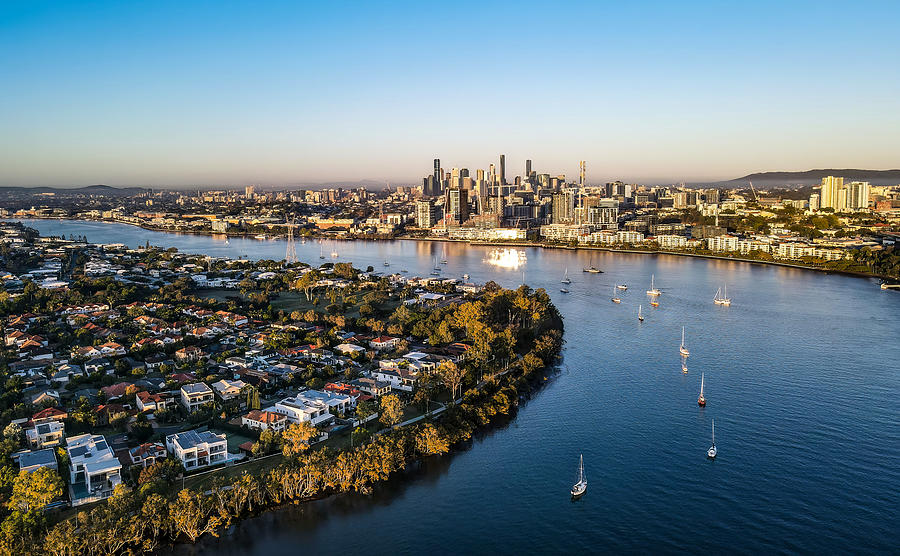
xmin=525 ymin=159 xmax=532 ymax=177
xmin=579 ymin=161 xmax=586 ymax=188
xmin=499 ymin=154 xmax=506 ymax=185
xmin=476 ymin=168 xmax=485 ymax=181
xmin=433 ymin=159 xmax=441 ymax=185
xmin=245 ymin=185 xmax=255 ymax=197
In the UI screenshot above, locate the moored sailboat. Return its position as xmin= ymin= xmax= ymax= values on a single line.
xmin=698 ymin=372 xmax=707 ymax=407
xmin=714 ymin=284 xmax=731 ymax=306
xmin=707 ymin=420 xmax=717 ymax=459
xmin=561 ymin=268 xmax=571 ymax=284
xmin=582 ymin=255 xmax=602 ymax=273
xmin=679 ymin=326 xmax=690 ymax=357
xmin=611 ymin=286 xmax=621 ymax=303
xmin=638 ymin=304 xmax=644 ymax=321
xmin=647 ymin=274 xmax=661 ymax=296
xmin=570 ymin=454 xmax=587 ymax=498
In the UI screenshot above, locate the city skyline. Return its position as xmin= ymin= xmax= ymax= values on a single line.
xmin=2 ymin=1 xmax=899 ymax=187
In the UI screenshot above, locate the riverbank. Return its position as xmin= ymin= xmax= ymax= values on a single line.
xmin=9 ymin=216 xmax=893 ymax=283
xmin=27 ymin=283 xmax=564 ymax=555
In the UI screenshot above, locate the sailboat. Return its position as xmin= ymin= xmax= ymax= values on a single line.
xmin=560 ymin=287 xmax=570 ymax=294
xmin=383 ymin=261 xmax=390 ymax=267
xmin=714 ymin=284 xmax=731 ymax=306
xmin=617 ymin=284 xmax=628 ymax=290
xmin=611 ymin=286 xmax=621 ymax=303
xmin=561 ymin=268 xmax=571 ymax=285
xmin=679 ymin=327 xmax=690 ymax=357
xmin=440 ymin=247 xmax=448 ymax=264
xmin=582 ymin=255 xmax=602 ymax=273
xmin=638 ymin=305 xmax=644 ymax=321
xmin=319 ymin=245 xmax=325 ymax=260
xmin=570 ymin=454 xmax=587 ymax=498
xmin=681 ymin=360 xmax=688 ymax=374
xmin=707 ymin=420 xmax=717 ymax=459
xmin=698 ymin=372 xmax=707 ymax=407
xmin=646 ymin=274 xmax=661 ymax=296
xmin=224 ymin=238 xmax=230 ymax=246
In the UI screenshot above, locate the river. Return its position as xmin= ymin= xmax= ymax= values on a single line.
xmin=10 ymin=219 xmax=900 ymax=554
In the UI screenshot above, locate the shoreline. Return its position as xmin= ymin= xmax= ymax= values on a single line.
xmin=8 ymin=216 xmax=891 ymax=282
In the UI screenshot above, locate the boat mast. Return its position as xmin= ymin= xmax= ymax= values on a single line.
xmin=712 ymin=420 xmax=715 ymax=446
xmin=700 ymin=373 xmax=705 ymax=397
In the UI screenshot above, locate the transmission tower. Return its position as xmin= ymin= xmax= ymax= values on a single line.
xmin=284 ymin=218 xmax=297 ymax=264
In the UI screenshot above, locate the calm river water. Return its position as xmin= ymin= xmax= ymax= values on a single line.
xmin=12 ymin=220 xmax=900 ymax=554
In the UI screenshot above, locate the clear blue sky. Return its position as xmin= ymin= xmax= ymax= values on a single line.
xmin=1 ymin=0 xmax=898 ymax=187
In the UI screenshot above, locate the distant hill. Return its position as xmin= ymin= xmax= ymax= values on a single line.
xmin=727 ymin=169 xmax=900 ymax=188
xmin=0 ymin=185 xmax=150 ymax=196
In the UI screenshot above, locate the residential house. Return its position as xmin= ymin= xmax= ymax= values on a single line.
xmin=175 ymin=346 xmax=203 ymax=362
xmin=17 ymin=448 xmax=58 ymax=473
xmin=66 ymin=434 xmax=123 ymax=506
xmin=26 ymin=420 xmax=65 ymax=449
xmin=211 ymin=379 xmax=247 ymax=402
xmin=127 ymin=442 xmax=167 ymax=469
xmin=165 ymin=430 xmax=228 ymax=471
xmin=369 ymin=336 xmax=401 ymax=351
xmin=136 ymin=390 xmax=173 ymax=413
xmin=351 ymin=377 xmax=392 ymax=397
xmin=241 ymin=410 xmax=288 ymax=433
xmin=372 ymin=367 xmax=419 ymax=392
xmin=180 ymin=383 xmax=214 ymax=412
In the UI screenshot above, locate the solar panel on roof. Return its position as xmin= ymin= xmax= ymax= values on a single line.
xmin=96 ymin=441 xmax=108 ymax=450
xmin=70 ymin=446 xmax=88 ymax=457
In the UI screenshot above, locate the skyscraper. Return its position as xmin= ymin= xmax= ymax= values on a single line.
xmin=433 ymin=159 xmax=441 ymax=186
xmin=499 ymin=154 xmax=506 ymax=185
xmin=820 ymin=176 xmax=844 ymax=209
xmin=525 ymin=159 xmax=532 ymax=177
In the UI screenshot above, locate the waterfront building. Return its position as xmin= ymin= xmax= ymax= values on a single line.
xmin=415 ymin=199 xmax=438 ymax=228
xmin=540 ymin=224 xmax=593 ymax=242
xmin=707 ymin=235 xmax=740 ymax=252
xmin=447 ymin=188 xmax=470 ymax=224
xmin=166 ymin=430 xmax=228 ymax=471
xmin=655 ymin=234 xmax=688 ymax=248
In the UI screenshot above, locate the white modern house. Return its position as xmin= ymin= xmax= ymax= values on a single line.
xmin=26 ymin=420 xmax=65 ymax=449
xmin=165 ymin=430 xmax=228 ymax=471
xmin=180 ymin=382 xmax=214 ymax=412
xmin=372 ymin=367 xmax=419 ymax=392
xmin=270 ymin=389 xmax=352 ymax=426
xmin=66 ymin=434 xmax=123 ymax=506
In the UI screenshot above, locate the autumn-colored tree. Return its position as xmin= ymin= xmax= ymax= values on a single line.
xmin=437 ymin=359 xmax=466 ymax=401
xmin=170 ymin=489 xmax=221 ymax=542
xmin=282 ymin=422 xmax=317 ymax=457
xmin=379 ymin=394 xmax=403 ymax=428
xmin=9 ymin=467 xmax=63 ymax=511
xmin=415 ymin=424 xmax=449 ymax=456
